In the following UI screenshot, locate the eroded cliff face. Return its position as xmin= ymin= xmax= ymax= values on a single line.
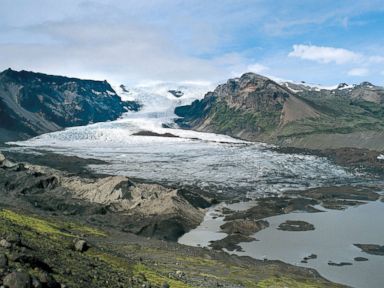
xmin=175 ymin=73 xmax=384 ymax=150
xmin=0 ymin=69 xmax=140 ymax=141
xmin=0 ymin=152 xmax=209 ymax=241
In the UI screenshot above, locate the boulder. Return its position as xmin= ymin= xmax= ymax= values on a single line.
xmin=35 ymin=271 xmax=59 ymax=288
xmin=0 ymin=239 xmax=12 ymax=249
xmin=74 ymin=240 xmax=88 ymax=252
xmin=3 ymin=271 xmax=31 ymax=288
xmin=0 ymin=253 xmax=8 ymax=268
xmin=31 ymin=277 xmax=42 ymax=288
xmin=175 ymin=270 xmax=185 ymax=279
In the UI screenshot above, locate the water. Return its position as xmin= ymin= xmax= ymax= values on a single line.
xmin=180 ymin=200 xmax=384 ymax=288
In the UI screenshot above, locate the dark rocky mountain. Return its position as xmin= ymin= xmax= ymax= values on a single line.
xmin=175 ymin=73 xmax=384 ymax=150
xmin=0 ymin=69 xmax=140 ymax=141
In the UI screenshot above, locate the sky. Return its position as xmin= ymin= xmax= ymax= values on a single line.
xmin=1 ymin=0 xmax=384 ymax=86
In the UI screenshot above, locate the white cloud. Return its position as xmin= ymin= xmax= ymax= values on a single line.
xmin=348 ymin=67 xmax=369 ymax=76
xmin=369 ymin=56 xmax=384 ymax=63
xmin=289 ymin=44 xmax=360 ymax=64
xmin=247 ymin=63 xmax=269 ymax=74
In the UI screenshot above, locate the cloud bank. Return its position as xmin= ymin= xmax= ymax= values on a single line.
xmin=288 ymin=45 xmax=360 ymax=64
xmin=1 ymin=1 xmax=384 ymax=85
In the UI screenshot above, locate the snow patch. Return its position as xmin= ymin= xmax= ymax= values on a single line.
xmin=91 ymin=89 xmax=102 ymax=95
xmin=283 ymin=83 xmax=303 ymax=93
xmin=278 ymin=80 xmax=338 ymax=92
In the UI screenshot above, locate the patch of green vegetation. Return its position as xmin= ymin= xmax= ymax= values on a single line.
xmin=175 ymin=255 xmax=217 ymax=267
xmin=279 ymin=94 xmax=384 ymax=138
xmin=89 ymin=249 xmax=193 ymax=287
xmin=210 ymin=102 xmax=281 ymax=135
xmin=167 ymin=254 xmax=335 ymax=288
xmin=64 ymin=222 xmax=107 ymax=237
xmin=279 ymin=115 xmax=383 ymax=137
xmin=255 ymin=276 xmax=325 ymax=288
xmin=133 ymin=263 xmax=193 ymax=288
xmin=0 ymin=209 xmax=106 ymax=237
xmin=0 ymin=209 xmax=71 ymax=237
xmin=351 ymin=100 xmax=384 ymax=118
xmin=87 ymin=249 xmax=132 ymax=270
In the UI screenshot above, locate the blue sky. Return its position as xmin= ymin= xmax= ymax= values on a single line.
xmin=1 ymin=0 xmax=384 ymax=85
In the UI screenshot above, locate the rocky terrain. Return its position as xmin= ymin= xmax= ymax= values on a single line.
xmin=175 ymin=72 xmax=384 ymax=151
xmin=0 ymin=152 xmax=346 ymax=288
xmin=0 ymin=69 xmax=140 ymax=141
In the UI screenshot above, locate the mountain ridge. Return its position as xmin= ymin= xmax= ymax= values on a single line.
xmin=0 ymin=68 xmax=140 ymax=141
xmin=175 ymin=72 xmax=384 ymax=150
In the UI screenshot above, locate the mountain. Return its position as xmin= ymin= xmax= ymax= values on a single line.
xmin=0 ymin=69 xmax=140 ymax=141
xmin=175 ymin=73 xmax=384 ymax=150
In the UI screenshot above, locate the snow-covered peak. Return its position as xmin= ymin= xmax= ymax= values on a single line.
xmin=358 ymin=81 xmax=375 ymax=89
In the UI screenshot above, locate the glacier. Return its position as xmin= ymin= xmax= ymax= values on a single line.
xmin=9 ymin=81 xmax=354 ymax=197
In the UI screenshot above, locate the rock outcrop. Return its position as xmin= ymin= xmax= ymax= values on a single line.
xmin=220 ymin=219 xmax=269 ymax=235
xmin=0 ymin=152 xmax=207 ymax=241
xmin=0 ymin=69 xmax=140 ymax=141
